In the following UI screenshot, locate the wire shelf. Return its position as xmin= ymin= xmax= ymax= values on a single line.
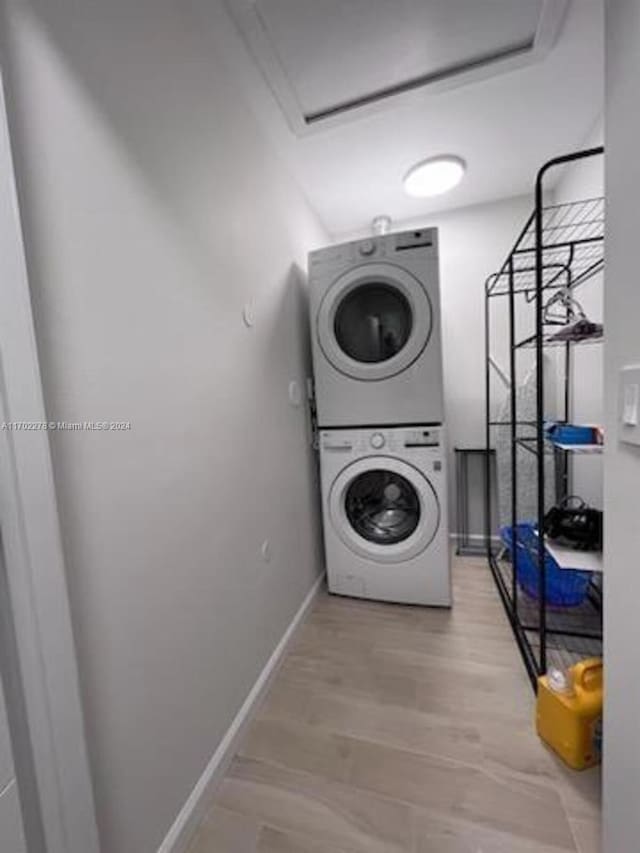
xmin=515 ymin=330 xmax=603 ymax=349
xmin=515 ymin=436 xmax=554 ymax=456
xmin=495 ymin=558 xmax=602 ymax=637
xmin=485 ymin=147 xmax=604 ymax=689
xmin=515 ymin=436 xmax=604 ymax=457
xmin=526 ymin=631 xmax=603 ymax=673
xmin=488 ymin=197 xmax=604 ymax=296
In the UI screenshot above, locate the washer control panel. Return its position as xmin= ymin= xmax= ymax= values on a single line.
xmin=320 ymin=434 xmax=354 ymax=452
xmin=403 ymin=428 xmax=440 ymax=448
xmin=321 ymin=427 xmax=441 ymax=454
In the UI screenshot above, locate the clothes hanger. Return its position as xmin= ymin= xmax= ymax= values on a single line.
xmin=543 ymin=287 xmax=586 ymax=326
xmin=544 ymin=287 xmax=603 ymax=343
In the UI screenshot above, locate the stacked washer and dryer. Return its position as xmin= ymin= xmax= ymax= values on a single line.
xmin=308 ymin=228 xmax=451 ymax=606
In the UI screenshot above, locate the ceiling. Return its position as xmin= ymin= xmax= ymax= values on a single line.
xmin=217 ymin=0 xmax=604 ymax=236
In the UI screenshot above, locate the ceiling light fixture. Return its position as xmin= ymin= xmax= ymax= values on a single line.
xmin=403 ymin=155 xmax=466 ymax=198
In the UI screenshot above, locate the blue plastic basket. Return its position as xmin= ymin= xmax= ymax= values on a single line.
xmin=500 ymin=522 xmax=592 ymax=607
xmin=546 ymin=424 xmax=596 ymax=445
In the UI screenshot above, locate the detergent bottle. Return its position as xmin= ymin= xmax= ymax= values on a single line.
xmin=536 ymin=657 xmax=603 ymax=770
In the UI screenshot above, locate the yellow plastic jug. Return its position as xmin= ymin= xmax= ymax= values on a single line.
xmin=536 ymin=657 xmax=603 ymax=770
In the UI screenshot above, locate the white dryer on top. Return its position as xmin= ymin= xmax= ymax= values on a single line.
xmin=309 ymin=229 xmax=443 ymax=427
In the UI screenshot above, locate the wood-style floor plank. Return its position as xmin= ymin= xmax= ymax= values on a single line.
xmin=187 ymin=556 xmax=601 ymax=853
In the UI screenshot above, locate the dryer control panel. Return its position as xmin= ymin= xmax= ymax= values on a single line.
xmin=309 ymin=227 xmax=438 ymax=273
xmin=394 ymin=229 xmax=435 ymax=251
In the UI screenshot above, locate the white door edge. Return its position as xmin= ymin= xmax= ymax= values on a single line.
xmin=0 ymin=71 xmax=100 ymax=853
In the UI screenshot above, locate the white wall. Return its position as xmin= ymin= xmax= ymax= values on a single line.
xmin=340 ymin=194 xmax=532 ymax=533
xmin=603 ymin=2 xmax=640 ymax=849
xmin=0 ymin=1 xmax=327 ymax=851
xmin=554 ymin=117 xmax=604 ymax=202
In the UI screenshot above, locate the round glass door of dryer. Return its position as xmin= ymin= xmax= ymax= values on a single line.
xmin=334 ymin=284 xmax=412 ymax=364
xmin=317 ymin=263 xmax=433 ymax=381
xmin=329 ymin=457 xmax=440 ymax=564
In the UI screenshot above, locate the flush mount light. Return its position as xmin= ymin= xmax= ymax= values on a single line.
xmin=403 ymin=155 xmax=466 ymax=198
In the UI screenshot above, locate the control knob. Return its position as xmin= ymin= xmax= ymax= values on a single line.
xmin=370 ymin=432 xmax=385 ymax=449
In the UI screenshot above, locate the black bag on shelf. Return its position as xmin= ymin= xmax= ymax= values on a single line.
xmin=543 ymin=496 xmax=603 ymax=552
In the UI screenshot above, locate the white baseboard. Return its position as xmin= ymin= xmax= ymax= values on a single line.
xmin=449 ymin=532 xmax=501 ymax=544
xmin=157 ymin=572 xmax=325 ymax=853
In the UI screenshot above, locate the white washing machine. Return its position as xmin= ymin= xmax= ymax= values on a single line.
xmin=309 ymin=229 xmax=443 ymax=427
xmin=319 ymin=425 xmax=451 ymax=606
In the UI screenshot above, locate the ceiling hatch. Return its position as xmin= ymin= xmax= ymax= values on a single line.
xmin=225 ymin=0 xmax=570 ymax=135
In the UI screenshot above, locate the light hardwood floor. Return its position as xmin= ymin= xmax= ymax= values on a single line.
xmin=187 ymin=556 xmax=601 ymax=853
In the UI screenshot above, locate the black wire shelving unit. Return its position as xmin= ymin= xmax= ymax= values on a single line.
xmin=484 ymin=148 xmax=605 ymax=690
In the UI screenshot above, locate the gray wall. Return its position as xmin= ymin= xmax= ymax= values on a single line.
xmin=0 ymin=1 xmax=327 ymax=851
xmin=341 ymin=194 xmax=532 ymax=535
xmin=604 ymin=2 xmax=640 ymax=849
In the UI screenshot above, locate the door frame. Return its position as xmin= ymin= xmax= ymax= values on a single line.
xmin=0 ymin=72 xmax=100 ymax=853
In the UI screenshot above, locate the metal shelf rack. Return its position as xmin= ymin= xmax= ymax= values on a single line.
xmin=484 ymin=147 xmax=604 ymax=690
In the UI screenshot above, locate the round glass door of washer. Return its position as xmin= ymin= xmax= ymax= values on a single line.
xmin=345 ymin=469 xmax=420 ymax=544
xmin=317 ymin=263 xmax=433 ymax=381
xmin=329 ymin=457 xmax=440 ymax=564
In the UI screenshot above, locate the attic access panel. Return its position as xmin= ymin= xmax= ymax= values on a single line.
xmin=226 ymin=0 xmax=569 ymax=134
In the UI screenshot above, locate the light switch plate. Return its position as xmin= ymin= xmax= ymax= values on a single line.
xmin=620 ymin=365 xmax=640 ymax=445
xmin=288 ymin=380 xmax=302 ymax=407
